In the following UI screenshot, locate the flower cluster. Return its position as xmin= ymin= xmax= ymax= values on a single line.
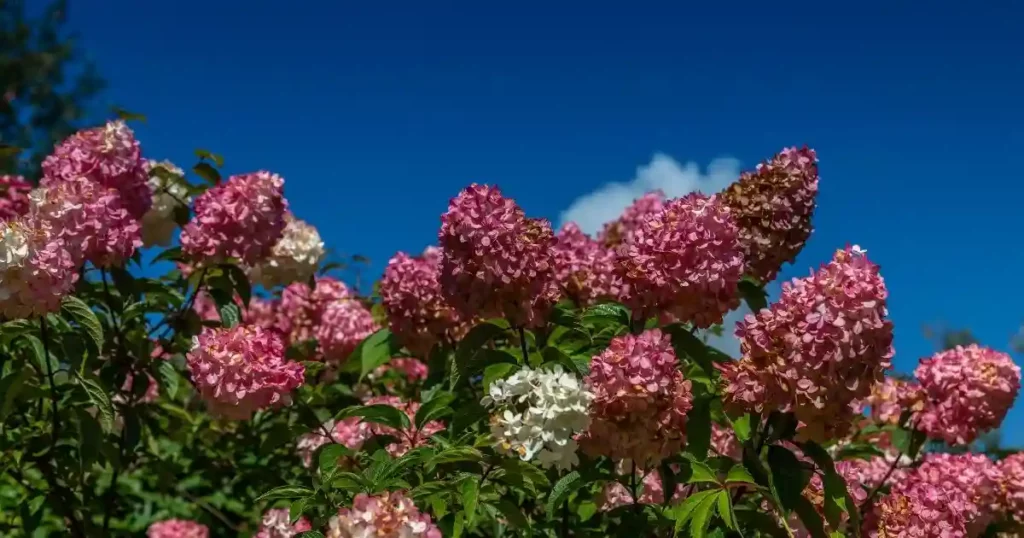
xmin=616 ymin=193 xmax=744 ymax=327
xmin=481 ymin=365 xmax=593 ymax=470
xmin=363 ymin=395 xmax=445 ymax=457
xmin=914 ymin=344 xmax=1021 ymax=445
xmin=41 ymin=120 xmax=152 ymax=219
xmin=146 ymin=519 xmax=209 ymax=538
xmin=720 ymin=146 xmax=819 ymax=282
xmin=579 ymin=330 xmax=693 ymax=467
xmin=248 ymin=214 xmax=325 ymax=288
xmin=0 ymin=218 xmax=77 ymax=319
xmin=380 ymin=247 xmax=467 ymax=356
xmin=372 ymin=358 xmax=429 ymax=384
xmin=861 ymin=376 xmax=925 ymax=425
xmin=141 ymin=160 xmax=191 ymax=246
xmin=598 ymin=191 xmax=665 ymax=247
xmin=438 ymin=184 xmax=559 ymax=328
xmin=255 ymin=508 xmax=312 ymax=538
xmin=295 ymin=417 xmax=369 ymax=468
xmin=315 ymin=299 xmax=380 ymax=364
xmin=180 ymin=171 xmax=287 ymax=264
xmin=723 ymin=246 xmax=894 ymax=441
xmin=0 ymin=175 xmax=31 ymax=221
xmin=277 ymin=277 xmax=352 ymax=345
xmin=326 ymin=491 xmax=441 ymax=538
xmin=551 ymin=222 xmax=622 ymax=306
xmin=599 ymin=467 xmax=683 ymax=511
xmin=29 ymin=177 xmax=142 ymax=267
xmin=877 ymin=479 xmax=968 ymax=538
xmin=1000 ymin=453 xmax=1024 ymax=524
xmin=798 ymin=461 xmax=868 ymax=534
xmin=896 ymin=453 xmax=1001 ymax=534
xmin=186 ymin=326 xmax=304 ymax=420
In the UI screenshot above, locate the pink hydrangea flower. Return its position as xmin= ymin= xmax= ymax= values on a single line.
xmin=327 ymin=491 xmax=441 ymax=538
xmin=372 ymin=358 xmax=429 ymax=384
xmin=579 ymin=330 xmax=693 ymax=467
xmin=277 ymin=277 xmax=352 ymax=346
xmin=711 ymin=423 xmax=741 ymax=459
xmin=599 ymin=462 xmax=685 ymax=511
xmin=295 ymin=417 xmax=370 ymax=468
xmin=616 ymin=193 xmax=744 ymax=328
xmin=363 ymin=395 xmax=445 ymax=457
xmin=598 ymin=191 xmax=666 ymax=247
xmin=30 ymin=177 xmax=142 ymax=267
xmin=244 ymin=296 xmax=284 ymax=332
xmin=185 ymin=326 xmax=304 ymax=420
xmin=914 ymin=344 xmax=1021 ymax=445
xmin=0 ymin=175 xmax=32 ymax=221
xmin=255 ymin=508 xmax=312 ymax=538
xmin=999 ymin=453 xmax=1024 ymax=523
xmin=381 ymin=247 xmax=468 ymax=357
xmin=180 ymin=171 xmax=288 ymax=264
xmin=315 ymin=299 xmax=380 ymax=365
xmin=41 ymin=120 xmax=152 ymax=219
xmin=146 ymin=519 xmax=209 ymax=538
xmin=438 ymin=184 xmax=559 ymax=328
xmin=720 ymin=147 xmax=819 ymax=282
xmin=861 ymin=377 xmax=925 ymax=425
xmin=0 ymin=217 xmax=77 ymax=319
xmin=723 ymin=246 xmax=894 ymax=442
xmin=119 ymin=373 xmax=160 ymax=404
xmin=898 ymin=453 xmax=1001 ymax=534
xmin=552 ymin=222 xmax=623 ymax=306
xmin=876 ymin=479 xmax=968 ymax=538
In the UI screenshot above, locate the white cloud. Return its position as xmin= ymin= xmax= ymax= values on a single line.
xmin=558 ymin=153 xmax=741 ymax=236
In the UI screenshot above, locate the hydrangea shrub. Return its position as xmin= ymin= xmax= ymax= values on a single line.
xmin=1 ymin=117 xmax=1023 ymax=538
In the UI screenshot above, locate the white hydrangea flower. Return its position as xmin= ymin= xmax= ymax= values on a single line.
xmin=142 ymin=160 xmax=191 ymax=246
xmin=481 ymin=365 xmax=593 ymax=471
xmin=0 ymin=222 xmax=29 ymax=300
xmin=248 ymin=214 xmax=325 ymax=288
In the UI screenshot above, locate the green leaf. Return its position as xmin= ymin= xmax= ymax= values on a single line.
xmin=112 ymin=106 xmax=147 ymax=122
xmin=659 ymin=461 xmax=678 ymax=507
xmin=686 ymin=397 xmax=712 ymax=460
xmin=255 ymin=486 xmax=315 ymax=503
xmin=735 ymin=507 xmax=790 ymax=538
xmin=157 ymin=361 xmax=181 ymax=399
xmin=151 ymin=246 xmax=183 ymax=265
xmin=716 ymin=490 xmax=737 ymax=530
xmin=77 ymin=373 xmax=115 ymax=432
xmin=220 ymin=264 xmax=252 ymax=307
xmin=218 ymin=303 xmax=241 ymax=328
xmin=540 ymin=346 xmax=589 ymax=377
xmin=415 ymin=392 xmax=455 ymax=429
xmin=671 ymin=489 xmax=717 ymax=533
xmin=494 ymin=499 xmax=531 ymax=530
xmin=61 ymin=296 xmax=104 ymax=352
xmin=453 ymin=321 xmax=509 ymax=387
xmin=545 ymin=471 xmax=582 ymax=515
xmin=801 ymin=441 xmax=861 ymax=531
xmin=738 ymin=276 xmax=768 ymax=312
xmin=725 ymin=465 xmax=757 ymax=485
xmin=193 ymin=162 xmax=221 ymax=185
xmin=690 ymin=492 xmax=720 ymax=538
xmin=337 ymin=404 xmax=411 ymax=430
xmin=581 ymin=302 xmax=631 ymax=326
xmin=319 ymin=444 xmax=354 ymax=479
xmin=767 ymin=445 xmax=810 ymax=511
xmin=483 ymin=363 xmax=518 ymax=390
xmin=685 ymin=458 xmax=720 ymax=485
xmin=0 ymin=369 xmax=30 ymax=421
xmin=194 ymin=148 xmax=225 ymax=167
xmin=460 ymin=479 xmax=480 ymax=525
xmin=792 ymin=496 xmax=828 ymax=538
xmin=353 ymin=328 xmax=396 ymax=381
xmin=426 ymin=447 xmax=483 ymax=470
xmin=295 ymin=533 xmax=324 ymax=538
xmin=732 ymin=414 xmax=753 ymax=443
xmin=662 ymin=323 xmax=730 ymax=372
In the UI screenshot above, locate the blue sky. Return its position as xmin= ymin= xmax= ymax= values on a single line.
xmin=63 ymin=2 xmax=1024 ymax=439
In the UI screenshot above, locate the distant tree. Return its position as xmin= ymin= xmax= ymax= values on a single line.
xmin=0 ymin=0 xmax=104 ymax=178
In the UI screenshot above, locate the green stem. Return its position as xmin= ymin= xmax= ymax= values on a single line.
xmin=517 ymin=327 xmax=530 ymax=364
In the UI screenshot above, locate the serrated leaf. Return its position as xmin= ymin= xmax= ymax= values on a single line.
xmin=319 ymin=444 xmax=354 ymax=479
xmin=354 ymin=328 xmax=396 ymax=381
xmin=460 ymin=479 xmax=479 ymax=525
xmin=295 ymin=533 xmax=324 ymax=538
xmin=545 ymin=471 xmax=582 ymax=515
xmin=218 ymin=302 xmax=241 ymax=328
xmin=194 ymin=148 xmax=225 ymax=167
xmin=415 ymin=392 xmax=455 ymax=429
xmin=61 ymin=296 xmax=104 ymax=352
xmin=193 ymin=162 xmax=221 ymax=185
xmin=685 ymin=458 xmax=720 ymax=485
xmin=732 ymin=414 xmax=753 ymax=443
xmin=255 ymin=485 xmax=315 ymax=503
xmin=690 ymin=492 xmax=720 ymax=538
xmin=725 ymin=465 xmax=757 ymax=485
xmin=157 ymin=361 xmax=180 ymax=399
xmin=337 ymin=404 xmax=410 ymax=430
xmin=77 ymin=373 xmax=115 ymax=432
xmin=672 ymin=489 xmax=717 ymax=532
xmin=581 ymin=302 xmax=631 ymax=327
xmin=716 ymin=490 xmax=737 ymax=530
xmin=427 ymin=447 xmax=483 ymax=470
